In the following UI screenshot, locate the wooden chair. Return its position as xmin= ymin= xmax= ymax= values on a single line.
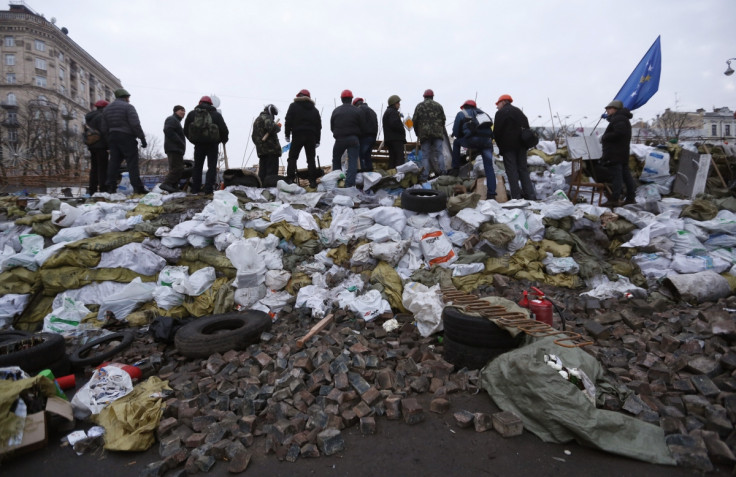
xmin=567 ymin=157 xmax=607 ymax=205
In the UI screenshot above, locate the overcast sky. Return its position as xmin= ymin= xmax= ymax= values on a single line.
xmin=22 ymin=0 xmax=736 ymax=169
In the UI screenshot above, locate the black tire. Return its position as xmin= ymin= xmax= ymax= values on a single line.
xmin=0 ymin=330 xmax=33 ymax=345
xmin=175 ymin=311 xmax=272 ymax=359
xmin=442 ymin=335 xmax=513 ymax=370
xmin=0 ymin=332 xmax=67 ymax=374
xmin=401 ymin=189 xmax=447 ymax=213
xmin=69 ymin=331 xmax=135 ymax=369
xmin=442 ymin=306 xmax=523 ymax=348
xmin=224 ymin=169 xmax=261 ymax=188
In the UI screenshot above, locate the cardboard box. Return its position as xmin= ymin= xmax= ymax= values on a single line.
xmin=1 ymin=396 xmax=73 ymax=458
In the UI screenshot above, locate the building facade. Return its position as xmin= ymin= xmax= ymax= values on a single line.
xmin=0 ymin=1 xmax=121 ymax=187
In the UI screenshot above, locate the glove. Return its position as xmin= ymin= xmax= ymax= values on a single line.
xmin=285 ymin=136 xmax=291 ymax=143
xmin=315 ymin=143 xmax=320 ymax=148
xmin=140 ymin=139 xmax=148 ymax=148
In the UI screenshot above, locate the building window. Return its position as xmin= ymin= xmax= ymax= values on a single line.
xmin=727 ymin=125 xmax=732 ymax=136
xmin=7 ymin=130 xmax=17 ymax=142
xmin=4 ymin=54 xmax=15 ymax=66
xmin=59 ymin=84 xmax=65 ymax=94
xmin=35 ymin=76 xmax=47 ymax=87
xmin=35 ymin=58 xmax=47 ymax=70
xmin=6 ymin=93 xmax=16 ymax=105
xmin=4 ymin=36 xmax=14 ymax=47
xmin=7 ymin=111 xmax=17 ymax=124
xmin=58 ymin=67 xmax=65 ymax=80
xmin=35 ymin=39 xmax=45 ymax=51
xmin=712 ymin=124 xmax=717 ymax=136
xmin=6 ymin=73 xmax=15 ymax=84
xmin=81 ymin=81 xmax=86 ymax=94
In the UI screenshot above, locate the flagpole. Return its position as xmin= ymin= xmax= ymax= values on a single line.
xmin=547 ymin=98 xmax=556 ymax=140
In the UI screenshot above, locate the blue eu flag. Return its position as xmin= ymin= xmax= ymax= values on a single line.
xmin=613 ymin=36 xmax=662 ymax=111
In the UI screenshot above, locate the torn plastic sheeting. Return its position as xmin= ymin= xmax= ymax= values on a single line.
xmin=581 ymin=275 xmax=647 ymax=300
xmin=93 ymin=376 xmax=171 ymax=452
xmin=481 ymin=337 xmax=675 ymax=466
xmin=71 ymin=365 xmax=134 ymax=419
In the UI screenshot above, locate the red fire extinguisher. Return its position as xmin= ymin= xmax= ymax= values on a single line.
xmin=529 ymin=287 xmax=554 ymax=327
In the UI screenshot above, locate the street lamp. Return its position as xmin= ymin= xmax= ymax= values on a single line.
xmin=725 ymin=58 xmax=736 ymax=76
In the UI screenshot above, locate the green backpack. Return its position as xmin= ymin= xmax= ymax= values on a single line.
xmin=188 ymin=108 xmax=220 ymax=142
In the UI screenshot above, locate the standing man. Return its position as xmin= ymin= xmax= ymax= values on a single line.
xmin=600 ymin=100 xmax=636 ymax=207
xmin=184 ymin=95 xmax=229 ymax=194
xmin=101 ymin=88 xmax=148 ymax=194
xmin=284 ymin=89 xmax=321 ymax=188
xmin=160 ymin=105 xmax=186 ymax=193
xmin=412 ymin=89 xmax=447 ymax=180
xmin=452 ymin=100 xmax=496 ymax=198
xmin=251 ymin=104 xmax=282 ymax=185
xmin=353 ymin=97 xmax=378 ymax=172
xmin=383 ymin=95 xmax=406 ymax=169
xmin=330 ymin=89 xmax=365 ymax=187
xmin=84 ymin=99 xmax=108 ymax=195
xmin=494 ymin=94 xmax=536 ymax=200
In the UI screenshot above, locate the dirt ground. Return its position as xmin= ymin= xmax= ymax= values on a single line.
xmin=0 ymin=393 xmax=726 ymax=477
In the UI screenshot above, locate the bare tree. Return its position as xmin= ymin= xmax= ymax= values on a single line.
xmin=138 ymin=133 xmax=166 ymax=175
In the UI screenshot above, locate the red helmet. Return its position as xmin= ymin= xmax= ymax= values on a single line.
xmin=423 ymin=89 xmax=434 ymax=98
xmin=352 ymin=97 xmax=364 ymax=106
xmin=298 ymin=89 xmax=311 ymax=98
xmin=496 ymin=94 xmax=513 ymax=105
xmin=94 ymin=100 xmax=109 ymax=108
xmin=340 ymin=89 xmax=353 ymax=99
xmin=199 ymin=95 xmax=213 ymax=105
xmin=461 ymin=99 xmax=477 ymax=109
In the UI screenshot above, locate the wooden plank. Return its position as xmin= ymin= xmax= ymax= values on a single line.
xmin=296 ymin=314 xmax=334 ymax=349
xmin=495 ymin=175 xmax=508 ymax=202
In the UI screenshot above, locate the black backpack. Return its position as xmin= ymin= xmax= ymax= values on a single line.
xmin=188 ymin=108 xmax=220 ymax=142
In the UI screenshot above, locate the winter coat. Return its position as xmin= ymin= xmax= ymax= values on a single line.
xmin=84 ymin=109 xmax=108 ymax=150
xmin=252 ymin=111 xmax=282 ymax=158
xmin=452 ymin=108 xmax=493 ymax=149
xmin=330 ymin=103 xmax=364 ymax=139
xmin=601 ymin=108 xmax=633 ymax=163
xmin=358 ymin=103 xmax=379 ymax=137
xmin=100 ymin=98 xmax=145 ymax=141
xmin=412 ymin=98 xmax=446 ymax=141
xmin=163 ymin=113 xmax=186 ymax=155
xmin=382 ymin=106 xmax=406 ymax=143
xmin=493 ymin=103 xmax=529 ymax=154
xmin=284 ymin=96 xmax=322 ymax=143
xmin=183 ymin=103 xmax=229 ymax=145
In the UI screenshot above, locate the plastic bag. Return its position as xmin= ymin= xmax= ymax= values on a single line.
xmin=97 ymin=277 xmax=156 ymax=320
xmin=152 ymin=285 xmax=184 ymax=310
xmin=71 ymin=365 xmax=133 ymax=419
xmin=172 ymin=266 xmax=216 ymax=296
xmin=419 ymin=229 xmax=457 ymax=268
xmin=402 ymin=282 xmax=444 ymax=337
xmin=43 ymin=295 xmax=90 ymax=334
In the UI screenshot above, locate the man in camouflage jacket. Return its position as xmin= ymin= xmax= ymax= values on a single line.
xmin=252 ymin=104 xmax=282 ymax=184
xmin=412 ymin=89 xmax=447 ymax=180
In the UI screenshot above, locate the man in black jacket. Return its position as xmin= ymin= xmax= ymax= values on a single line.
xmin=353 ymin=97 xmax=378 ymax=172
xmin=160 ymin=105 xmax=186 ymax=193
xmin=330 ymin=89 xmax=365 ymax=187
xmin=382 ymin=95 xmax=406 ymax=169
xmin=493 ymin=94 xmax=536 ymax=200
xmin=600 ymin=100 xmax=636 ymax=207
xmin=184 ymin=96 xmax=229 ymax=194
xmin=284 ymin=89 xmax=322 ymax=187
xmin=101 ymin=88 xmax=148 ymax=194
xmin=84 ymin=99 xmax=109 ymax=195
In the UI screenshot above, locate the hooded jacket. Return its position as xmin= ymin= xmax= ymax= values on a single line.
xmin=284 ymin=96 xmax=322 ymax=143
xmin=183 ymin=102 xmax=229 ymax=145
xmin=601 ymin=108 xmax=633 ymax=163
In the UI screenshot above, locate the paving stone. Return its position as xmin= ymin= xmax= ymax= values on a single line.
xmin=348 ymin=372 xmax=371 ymax=395
xmin=691 ymin=375 xmax=720 ymax=397
xmin=227 ymin=450 xmax=251 ymax=473
xmin=583 ymin=320 xmax=612 ymax=339
xmin=429 ymin=398 xmax=450 ymax=414
xmin=385 ymin=395 xmax=402 ymax=420
xmin=491 ymin=411 xmax=523 ymax=437
xmin=696 ymin=430 xmax=736 ymax=465
xmin=361 ymin=387 xmax=381 ymax=406
xmin=353 ymin=401 xmax=373 ymax=419
xmin=184 ymin=433 xmax=206 ymax=448
xmin=317 ymin=428 xmax=345 ymax=456
xmin=140 ymin=461 xmax=166 ymax=477
xmin=686 ymin=356 xmax=722 ymax=378
xmin=401 ymin=397 xmax=424 ymax=425
xmin=301 ymin=443 xmax=320 ymax=458
xmin=360 ymin=416 xmax=376 ymax=435
xmin=473 ymin=412 xmax=493 ymax=433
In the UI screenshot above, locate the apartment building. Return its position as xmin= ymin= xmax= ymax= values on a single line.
xmin=0 ymin=1 xmax=121 ymax=185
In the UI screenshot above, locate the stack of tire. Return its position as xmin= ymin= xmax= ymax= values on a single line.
xmin=400 ymin=188 xmax=447 ymax=213
xmin=441 ymin=306 xmax=524 ymax=370
xmin=0 ymin=331 xmax=70 ymax=377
